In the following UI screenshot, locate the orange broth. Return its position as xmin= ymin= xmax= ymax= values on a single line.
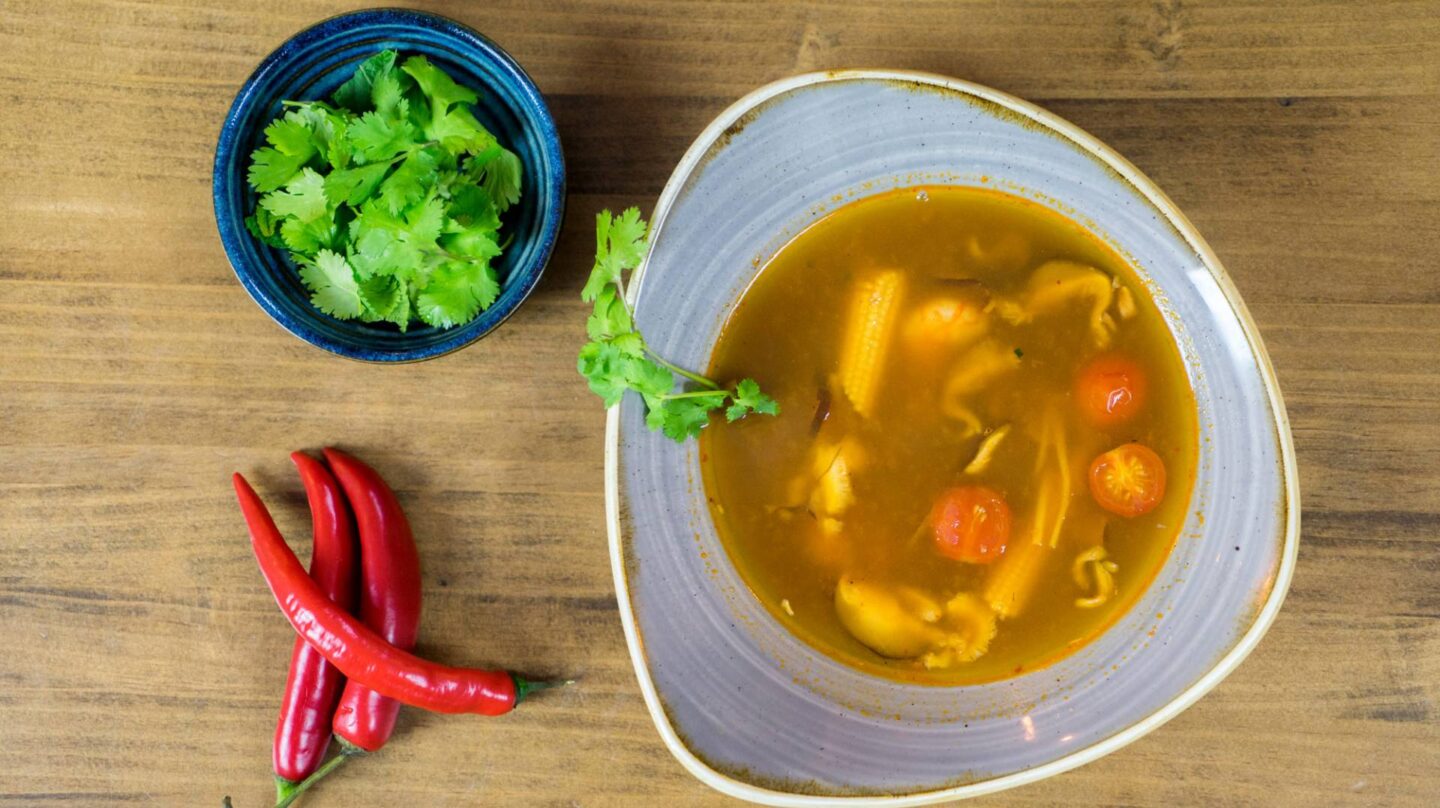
xmin=699 ymin=186 xmax=1197 ymax=685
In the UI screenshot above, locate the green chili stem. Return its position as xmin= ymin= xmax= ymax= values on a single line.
xmin=271 ymin=744 xmax=364 ymax=808
xmin=514 ymin=676 xmax=575 ymax=705
xmin=274 ymin=776 xmax=299 ymax=805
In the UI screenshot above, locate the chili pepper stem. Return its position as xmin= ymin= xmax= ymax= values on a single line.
xmin=271 ymin=742 xmax=366 ymax=808
xmin=513 ymin=675 xmax=575 ymax=705
xmin=274 ymin=776 xmax=299 ymax=805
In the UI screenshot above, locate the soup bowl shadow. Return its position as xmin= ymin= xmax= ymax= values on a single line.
xmin=212 ymin=9 xmax=565 ymax=362
xmin=607 ymin=70 xmax=1298 ymax=805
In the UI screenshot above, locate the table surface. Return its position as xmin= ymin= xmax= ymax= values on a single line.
xmin=3 ymin=1 xmax=1438 ymax=805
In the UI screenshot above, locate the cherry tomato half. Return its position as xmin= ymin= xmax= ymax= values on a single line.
xmin=929 ymin=485 xmax=1012 ymax=564
xmin=1089 ymin=443 xmax=1167 ymax=517
xmin=1076 ymin=355 xmax=1147 ymax=426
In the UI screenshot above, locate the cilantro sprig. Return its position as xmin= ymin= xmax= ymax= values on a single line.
xmin=578 ymin=209 xmax=779 ymax=442
xmin=243 ymin=50 xmax=522 ymax=331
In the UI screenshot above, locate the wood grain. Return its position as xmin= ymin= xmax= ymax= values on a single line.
xmin=1 ymin=0 xmax=1437 ymax=805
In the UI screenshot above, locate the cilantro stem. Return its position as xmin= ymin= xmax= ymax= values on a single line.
xmin=644 ymin=349 xmax=719 ymax=390
xmin=659 ymin=389 xmax=730 ymax=401
xmin=600 ymin=274 xmax=633 ymax=317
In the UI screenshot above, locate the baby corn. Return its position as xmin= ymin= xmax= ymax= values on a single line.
xmin=963 ymin=424 xmax=1011 ymax=475
xmin=838 ymin=269 xmax=904 ymax=418
xmin=983 ymin=537 xmax=1051 ymax=619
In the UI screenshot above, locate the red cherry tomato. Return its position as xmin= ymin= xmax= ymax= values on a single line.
xmin=1089 ymin=443 xmax=1167 ymax=517
xmin=1076 ymin=355 xmax=1147 ymax=426
xmin=929 ymin=485 xmax=1012 ymax=564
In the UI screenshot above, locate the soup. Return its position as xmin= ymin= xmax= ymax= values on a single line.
xmin=700 ymin=186 xmax=1197 ymax=685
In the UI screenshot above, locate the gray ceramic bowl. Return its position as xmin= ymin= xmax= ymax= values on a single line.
xmin=606 ymin=71 xmax=1299 ymax=805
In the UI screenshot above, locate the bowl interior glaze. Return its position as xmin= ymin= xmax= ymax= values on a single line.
xmin=213 ymin=9 xmax=564 ymax=362
xmin=607 ymin=71 xmax=1297 ymax=805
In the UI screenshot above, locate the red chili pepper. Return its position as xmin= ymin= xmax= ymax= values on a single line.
xmin=272 ymin=453 xmax=358 ymax=796
xmin=233 ymin=473 xmax=537 ymax=715
xmin=319 ymin=448 xmax=423 ymax=752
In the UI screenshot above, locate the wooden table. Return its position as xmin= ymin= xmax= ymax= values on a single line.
xmin=2 ymin=1 xmax=1437 ymax=805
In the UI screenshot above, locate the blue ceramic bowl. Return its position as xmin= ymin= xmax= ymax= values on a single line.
xmin=213 ymin=9 xmax=565 ymax=362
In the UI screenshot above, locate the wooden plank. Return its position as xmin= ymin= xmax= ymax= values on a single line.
xmin=2 ymin=0 xmax=1437 ymax=100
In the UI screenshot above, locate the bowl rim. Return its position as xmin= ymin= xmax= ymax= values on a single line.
xmin=604 ymin=68 xmax=1300 ymax=805
xmin=211 ymin=8 xmax=565 ymax=363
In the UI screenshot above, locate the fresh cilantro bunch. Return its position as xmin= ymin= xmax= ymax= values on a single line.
xmin=244 ymin=50 xmax=523 ymax=331
xmin=578 ymin=208 xmax=779 ymax=442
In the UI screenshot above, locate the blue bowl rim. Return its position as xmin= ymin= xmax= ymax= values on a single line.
xmin=212 ymin=7 xmax=566 ymax=363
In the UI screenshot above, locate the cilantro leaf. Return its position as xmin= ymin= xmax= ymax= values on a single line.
xmin=607 ymin=207 xmax=648 ymax=268
xmin=259 ymin=168 xmax=328 ymax=223
xmin=610 ymin=331 xmax=645 ymax=357
xmin=582 ymin=207 xmax=649 ymax=302
xmin=415 ymin=280 xmax=479 ymax=328
xmin=333 ymin=50 xmax=398 ymax=113
xmin=348 ymin=201 xmax=426 ymax=280
xmin=457 ymin=259 xmax=501 ymax=310
xmin=447 ymin=185 xmax=500 ymax=231
xmin=347 ymin=110 xmax=418 ymax=163
xmin=586 ymin=285 xmax=632 ymax=341
xmin=415 ymin=260 xmax=497 ymax=329
xmin=280 ymin=215 xmax=338 ymax=253
xmin=244 ymin=208 xmax=287 ymax=249
xmin=370 ymin=69 xmax=407 ymax=117
xmin=324 ymin=162 xmax=390 ymax=207
xmin=440 ymin=219 xmax=502 ymax=268
xmin=624 ymin=356 xmax=674 ymax=400
xmin=298 ymin=250 xmax=363 ymax=318
xmin=401 ymin=55 xmax=478 ymax=113
xmin=385 ymin=282 xmax=413 ymax=331
xmin=405 ymin=196 xmax=446 ymax=245
xmin=482 ymin=148 xmax=523 ymax=212
xmin=276 ymin=102 xmax=351 ymax=170
xmin=430 ymin=106 xmax=498 ymax=155
xmin=469 ymin=263 xmax=501 ymax=310
xmin=578 ymin=342 xmax=632 ymax=407
xmin=308 ymin=109 xmax=351 ymax=170
xmin=264 ymin=117 xmax=316 ymax=158
xmin=726 ymin=378 xmax=781 ymax=422
xmin=647 ymin=393 xmax=728 ymax=442
xmin=244 ymin=50 xmax=518 ymax=332
xmin=247 ymin=147 xmax=308 ymax=193
xmin=576 ymin=209 xmax=779 ymax=442
xmin=357 ymin=274 xmax=400 ymax=318
xmin=377 ymin=147 xmax=439 ymax=214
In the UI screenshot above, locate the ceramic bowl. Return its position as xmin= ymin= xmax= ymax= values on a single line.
xmin=606 ymin=71 xmax=1298 ymax=804
xmin=213 ymin=9 xmax=564 ymax=362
